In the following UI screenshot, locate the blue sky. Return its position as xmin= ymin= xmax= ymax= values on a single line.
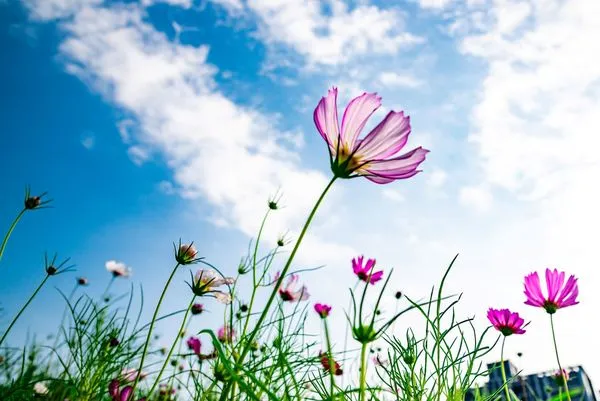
xmin=1 ymin=0 xmax=600 ymax=387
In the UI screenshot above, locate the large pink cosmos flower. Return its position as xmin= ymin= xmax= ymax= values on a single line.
xmin=314 ymin=87 xmax=429 ymax=184
xmin=352 ymin=256 xmax=383 ymax=285
xmin=109 ymin=379 xmax=146 ymax=401
xmin=487 ymin=308 xmax=527 ymax=336
xmin=524 ymin=268 xmax=579 ymax=314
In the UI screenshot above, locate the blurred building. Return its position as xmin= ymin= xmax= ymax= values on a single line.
xmin=466 ymin=360 xmax=598 ymax=401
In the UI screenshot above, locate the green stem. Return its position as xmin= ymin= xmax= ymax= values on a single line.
xmin=221 ymin=176 xmax=337 ymax=401
xmin=46 ymin=283 xmax=78 ymax=371
xmin=130 ymin=263 xmax=180 ymax=397
xmin=0 ymin=209 xmax=25 ymax=264
xmin=359 ymin=342 xmax=368 ymax=401
xmin=149 ymin=295 xmax=196 ymax=395
xmin=550 ymin=314 xmax=571 ymax=401
xmin=500 ymin=337 xmax=511 ymax=401
xmin=240 ymin=211 xmax=270 ymax=342
xmin=237 ymin=176 xmax=336 ymax=363
xmin=324 ymin=320 xmax=335 ymax=401
xmin=0 ymin=274 xmax=49 ymax=346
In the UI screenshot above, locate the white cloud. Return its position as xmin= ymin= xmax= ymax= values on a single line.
xmin=23 ymin=0 xmax=102 ymax=21
xmin=80 ymin=132 xmax=95 ymax=149
xmin=246 ymin=1 xmax=423 ymax=66
xmin=382 ymin=189 xmax=405 ymax=202
xmin=426 ymin=167 xmax=447 ymax=188
xmin=417 ymin=0 xmax=456 ymax=10
xmin=378 ymin=71 xmax=423 ymax=88
xmin=458 ymin=185 xmax=492 ymax=212
xmin=24 ymin=0 xmax=350 ymax=264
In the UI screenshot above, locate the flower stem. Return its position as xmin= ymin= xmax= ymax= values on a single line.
xmin=149 ymin=295 xmax=196 ymax=395
xmin=0 ymin=209 xmax=25 ymax=264
xmin=220 ymin=176 xmax=337 ymax=401
xmin=0 ymin=274 xmax=49 ymax=346
xmin=237 ymin=176 xmax=336 ymax=363
xmin=500 ymin=337 xmax=511 ymax=401
xmin=359 ymin=342 xmax=368 ymax=401
xmin=324 ymin=320 xmax=335 ymax=401
xmin=130 ymin=263 xmax=180 ymax=397
xmin=550 ymin=314 xmax=571 ymax=401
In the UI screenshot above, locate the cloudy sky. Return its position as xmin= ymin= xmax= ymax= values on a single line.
xmin=1 ymin=0 xmax=599 ymax=389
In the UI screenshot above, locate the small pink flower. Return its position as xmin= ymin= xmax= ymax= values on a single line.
xmin=314 ymin=87 xmax=429 ymax=183
xmin=319 ymin=351 xmax=343 ymax=375
xmin=192 ymin=269 xmax=235 ymax=304
xmin=106 ymin=260 xmax=132 ymax=278
xmin=352 ymin=256 xmax=383 ymax=285
xmin=274 ymin=272 xmax=310 ymax=302
xmin=191 ymin=303 xmax=204 ymax=315
xmin=314 ymin=303 xmax=331 ymax=318
xmin=487 ymin=308 xmax=527 ymax=336
xmin=176 ymin=243 xmax=199 ymax=265
xmin=120 ymin=368 xmax=147 ymax=382
xmin=553 ymin=369 xmax=570 ymax=386
xmin=108 ymin=379 xmax=145 ymax=401
xmin=217 ymin=325 xmax=235 ymax=343
xmin=187 ymin=336 xmax=201 ymax=356
xmin=524 ymin=268 xmax=579 ymax=314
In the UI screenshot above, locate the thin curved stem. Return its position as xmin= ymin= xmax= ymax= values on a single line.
xmin=240 ymin=211 xmax=270 ymax=341
xmin=220 ymin=176 xmax=337 ymax=401
xmin=237 ymin=176 xmax=336 ymax=364
xmin=0 ymin=209 xmax=25 ymax=264
xmin=500 ymin=337 xmax=511 ymax=401
xmin=0 ymin=274 xmax=49 ymax=346
xmin=550 ymin=314 xmax=571 ymax=401
xmin=130 ymin=263 xmax=180 ymax=397
xmin=149 ymin=295 xmax=196 ymax=395
xmin=324 ymin=320 xmax=335 ymax=400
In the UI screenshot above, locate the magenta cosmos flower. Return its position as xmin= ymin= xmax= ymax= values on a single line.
xmin=352 ymin=256 xmax=383 ymax=285
xmin=524 ymin=268 xmax=579 ymax=314
xmin=109 ymin=379 xmax=146 ymax=401
xmin=217 ymin=325 xmax=235 ymax=343
xmin=487 ymin=308 xmax=527 ymax=336
xmin=314 ymin=303 xmax=331 ymax=318
xmin=274 ymin=272 xmax=310 ymax=302
xmin=314 ymin=87 xmax=429 ymax=183
xmin=187 ymin=336 xmax=201 ymax=356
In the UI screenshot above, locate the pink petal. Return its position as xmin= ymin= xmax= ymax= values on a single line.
xmin=120 ymin=386 xmax=133 ymax=401
xmin=340 ymin=92 xmax=382 ymax=151
xmin=352 ymin=256 xmax=365 ymax=274
xmin=109 ymin=380 xmax=120 ymax=397
xmin=556 ymin=275 xmax=578 ymax=307
xmin=355 ymin=111 xmax=411 ymax=161
xmin=546 ymin=268 xmax=564 ymax=303
xmin=362 ymin=147 xmax=429 ymax=183
xmin=524 ymin=272 xmax=546 ymax=307
xmin=314 ymin=88 xmax=340 ymax=152
xmin=369 ymin=270 xmax=384 ymax=284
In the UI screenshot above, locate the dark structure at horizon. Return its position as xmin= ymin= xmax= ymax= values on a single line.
xmin=466 ymin=360 xmax=597 ymax=401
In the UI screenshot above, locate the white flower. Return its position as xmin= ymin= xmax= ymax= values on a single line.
xmin=33 ymin=382 xmax=48 ymax=395
xmin=105 ymin=260 xmax=132 ymax=278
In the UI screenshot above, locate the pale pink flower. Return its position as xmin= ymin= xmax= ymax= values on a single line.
xmin=314 ymin=87 xmax=429 ymax=183
xmin=105 ymin=260 xmax=132 ymax=278
xmin=192 ymin=269 xmax=234 ymax=304
xmin=120 ymin=368 xmax=147 ymax=382
xmin=524 ymin=268 xmax=579 ymax=313
xmin=274 ymin=272 xmax=309 ymax=302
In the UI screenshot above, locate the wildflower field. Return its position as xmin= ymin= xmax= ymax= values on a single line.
xmin=0 ymin=89 xmax=582 ymax=401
